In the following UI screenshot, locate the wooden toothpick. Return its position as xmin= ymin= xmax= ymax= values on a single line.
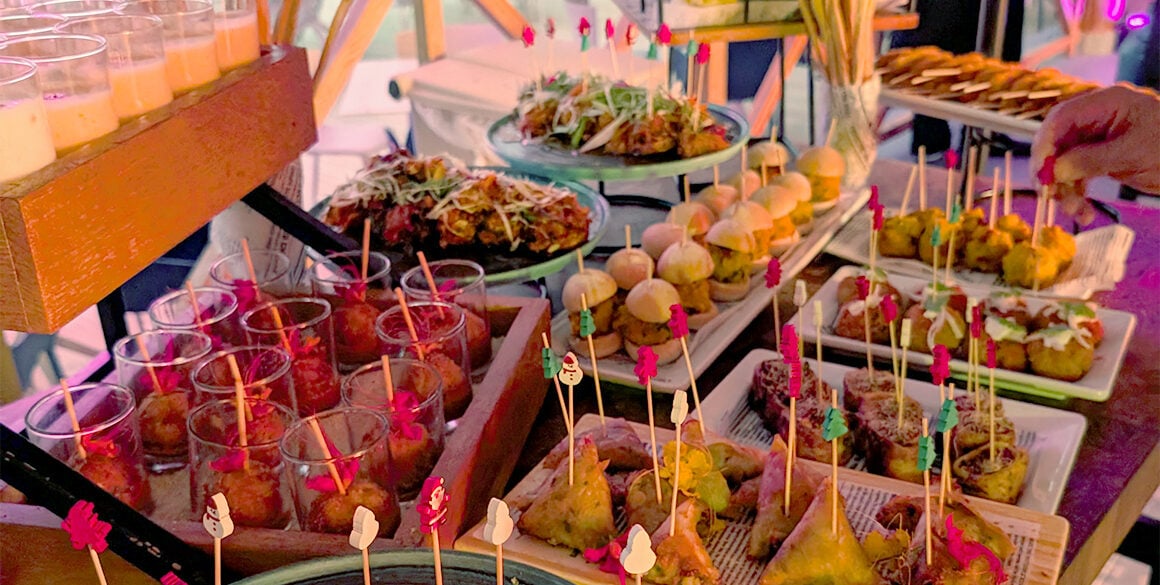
xmin=394 ymin=288 xmax=426 ymax=360
xmin=59 ymin=379 xmax=86 ymax=459
xmin=185 ymin=282 xmax=206 ymax=332
xmin=580 ymin=294 xmax=606 ymax=430
xmin=918 ymin=146 xmax=927 ymax=211
xmin=308 ymin=418 xmax=347 ymax=496
xmin=381 ymin=356 xmax=395 ymax=403
xmin=361 ymin=218 xmax=372 ymax=281
xmin=133 ymin=335 xmax=163 ymax=394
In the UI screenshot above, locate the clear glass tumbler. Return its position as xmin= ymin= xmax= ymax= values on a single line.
xmin=342 ymin=358 xmax=445 ymax=500
xmin=241 ymin=297 xmax=340 ymax=416
xmin=191 ymin=345 xmax=295 ymax=409
xmin=208 ymin=247 xmax=292 ymax=314
xmin=56 ymin=14 xmax=172 ymax=120
xmin=116 ymin=0 xmax=218 ymax=94
xmin=309 ymin=250 xmax=392 ymax=371
xmin=27 ymin=0 xmax=119 ymax=17
xmin=375 ymin=300 xmax=473 ymax=422
xmin=148 ymin=286 xmax=241 ymax=348
xmin=401 ymin=259 xmax=492 ymax=372
xmin=0 ymin=13 xmax=66 ymax=38
xmin=210 ymin=0 xmax=257 ymax=71
xmin=0 ymin=56 xmax=55 ymax=181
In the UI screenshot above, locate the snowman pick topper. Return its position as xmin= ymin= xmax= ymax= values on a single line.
xmin=485 ymin=498 xmax=515 ymax=585
xmin=202 ymin=493 xmax=233 ymax=585
xmin=558 ymin=352 xmax=583 ymax=485
xmin=619 ymin=524 xmax=657 ymax=585
xmin=349 ymin=506 xmax=379 ymax=585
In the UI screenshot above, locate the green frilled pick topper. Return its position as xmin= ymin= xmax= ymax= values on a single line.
xmin=579 ymin=308 xmax=596 ymax=338
xmin=822 ymin=406 xmax=849 ymax=442
xmin=936 ymin=398 xmax=959 ymax=433
xmin=917 ymin=436 xmax=936 ymax=471
xmin=541 ymin=348 xmax=562 ymax=379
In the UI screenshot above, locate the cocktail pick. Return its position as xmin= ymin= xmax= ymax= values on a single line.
xmin=545 ymin=18 xmax=556 ymax=73
xmin=930 ymin=223 xmax=942 ymax=292
xmin=944 ymin=149 xmax=960 ymax=217
xmin=944 ymin=204 xmax=962 ymax=284
xmin=1004 ymin=151 xmax=1013 ymax=216
xmin=855 ymin=274 xmax=875 ymax=381
xmin=605 ymin=19 xmax=620 ymax=79
xmin=780 ymin=323 xmax=800 ymax=514
xmin=62 ymin=500 xmax=111 ymax=585
xmin=540 ymin=332 xmax=569 ymax=437
xmin=557 ymin=352 xmax=585 ymax=485
xmin=380 ymin=355 xmax=396 ymax=403
xmin=794 ymin=280 xmax=807 ymax=359
xmin=684 ymin=38 xmax=696 ymax=98
xmin=694 ymin=41 xmax=710 ymax=103
xmin=765 ymin=257 xmax=783 ymax=349
xmin=225 ymin=355 xmax=251 ymax=471
xmin=202 ymin=493 xmax=235 ymax=585
xmin=349 ymin=506 xmax=378 ymax=585
xmin=898 ymin=319 xmax=912 ymax=429
xmin=656 ymin=24 xmax=672 ymax=94
xmin=133 ymin=335 xmax=164 ymax=395
xmin=579 ymin=293 xmax=606 ymax=431
xmin=184 ymin=281 xmax=207 ymax=333
xmin=417 ymin=251 xmax=446 ymax=310
xmin=635 ymin=345 xmax=663 ymax=504
xmin=620 ymin=524 xmax=657 ymax=585
xmin=624 ymin=24 xmax=638 ymax=81
xmin=59 ymin=379 xmax=87 ymax=459
xmin=813 ymin=300 xmax=825 ymax=399
xmin=918 ymin=417 xmax=935 ymax=565
xmin=931 ymin=344 xmax=950 ymax=387
xmin=418 ymin=477 xmax=449 ymax=585
xmin=484 ymin=498 xmax=515 ymax=585
xmin=240 ymin=238 xmax=262 ymax=303
xmin=822 ymin=389 xmax=848 ymax=535
xmin=522 ymin=25 xmax=542 ymax=92
xmin=393 ymin=288 xmax=426 ymax=360
xmin=937 ymin=383 xmax=959 ymax=516
xmin=964 ymin=147 xmax=978 ymax=212
xmin=360 ymin=218 xmax=372 ymax=280
xmin=968 ymin=299 xmax=983 ymax=403
xmin=987 ymin=338 xmax=999 ymax=463
xmin=989 ymin=168 xmax=1000 ymax=229
xmin=917 ymin=145 xmax=927 ymax=211
xmin=307 ymin=418 xmax=347 ymax=496
xmin=668 ymin=390 xmax=689 ymax=536
xmin=882 ymin=294 xmax=900 ymax=409
xmin=899 ymin=165 xmax=918 ymax=216
xmin=578 ymin=17 xmax=591 ymax=91
xmin=668 ymin=304 xmax=705 ymax=436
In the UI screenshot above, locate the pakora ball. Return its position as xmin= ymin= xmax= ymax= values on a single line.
xmin=1033 ymin=302 xmax=1103 ymax=346
xmin=139 ymin=391 xmax=189 ymax=458
xmin=1037 ymin=225 xmax=1077 ymax=267
xmin=1026 ymin=327 xmax=1094 ymax=381
xmin=428 ymin=352 xmax=472 ymax=420
xmin=878 ymin=214 xmax=923 ymax=258
xmin=996 ymin=214 xmax=1031 ymax=243
xmin=969 ymin=317 xmax=1028 ymax=371
xmin=332 ymin=300 xmax=381 ymax=365
xmin=836 ymin=274 xmax=902 ymax=307
xmin=911 ymin=208 xmax=945 ymax=233
xmin=77 ymin=453 xmax=152 ymax=512
xmin=985 ymin=290 xmax=1032 ymax=328
xmin=903 ymin=302 xmax=966 ymax=353
xmin=958 ymin=208 xmax=987 ymax=245
xmin=463 ymin=309 xmax=492 ymax=369
xmin=834 ymin=300 xmax=895 ymax=345
xmin=291 ymin=355 xmax=341 ymax=415
xmin=964 ymin=227 xmax=1013 ymax=273
xmin=305 ymin=480 xmax=400 ymax=536
xmin=918 ymin=219 xmax=961 ymax=265
xmin=214 ymin=463 xmax=289 ymax=528
xmin=1002 ymin=243 xmax=1061 ymax=289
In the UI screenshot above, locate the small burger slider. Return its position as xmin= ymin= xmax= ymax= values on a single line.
xmin=666 ymin=201 xmax=715 ymax=243
xmin=704 ymin=219 xmax=756 ymax=301
xmin=606 ymin=245 xmax=655 ymax=297
xmin=640 ymin=222 xmax=686 ymax=260
xmin=657 ymin=239 xmax=719 ymax=329
xmin=615 ymin=278 xmax=684 ymax=365
xmin=796 ymin=144 xmax=846 ymax=213
xmin=748 ymin=140 xmax=790 ymax=179
xmin=767 ymin=171 xmax=815 ymax=234
xmin=695 ymin=183 xmax=740 ymax=216
xmin=749 ymin=183 xmax=801 ymax=256
xmin=722 ymin=200 xmax=776 ymax=271
xmin=562 ymin=267 xmax=622 ymax=358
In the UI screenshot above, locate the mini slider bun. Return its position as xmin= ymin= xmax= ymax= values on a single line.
xmin=641 ymin=222 xmax=686 ymax=259
xmin=606 ymin=246 xmax=654 ymax=291
xmin=695 ymin=184 xmax=739 ymax=216
xmin=749 ymin=184 xmax=801 ymax=256
xmin=769 ymin=171 xmax=816 ymax=231
xmin=705 ymin=219 xmax=756 ymax=302
xmin=728 ymin=169 xmax=762 ymax=199
xmin=666 ymin=201 xmax=715 ymax=240
xmin=561 ymin=269 xmax=622 ymax=358
xmin=796 ymin=145 xmax=845 ymax=209
xmin=723 ymin=201 xmax=775 ymax=272
xmin=623 ymin=279 xmax=683 ymax=365
xmin=748 ymin=141 xmax=790 ymax=172
xmin=657 ymin=240 xmax=719 ymax=329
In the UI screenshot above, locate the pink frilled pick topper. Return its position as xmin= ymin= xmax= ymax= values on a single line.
xmin=869 ymin=185 xmax=880 ymax=210
xmin=604 ymin=18 xmax=614 ymax=40
xmin=418 ymin=476 xmax=448 ymax=534
xmin=872 ymin=205 xmax=885 ymax=231
xmin=160 ymin=572 xmax=189 ymax=585
xmin=779 ymin=324 xmax=801 ymax=399
xmin=946 ymin=515 xmax=1008 ymax=583
xmin=634 ymin=345 xmax=658 ymax=386
xmin=578 ymin=17 xmax=591 ymax=37
xmin=583 ymin=530 xmax=630 ymax=585
xmin=657 ymin=23 xmax=672 ymax=45
xmin=881 ymin=294 xmax=898 ymax=322
xmin=62 ymin=500 xmax=111 ymax=553
xmin=695 ymin=42 xmax=709 ymax=65
xmin=668 ymin=303 xmax=689 ymax=339
xmin=945 ymin=149 xmax=960 ymax=170
xmin=970 ymin=305 xmax=984 ymax=339
xmin=854 ymin=275 xmax=871 ymax=301
xmin=1037 ymin=155 xmax=1056 ymax=186
xmin=764 ymin=257 xmax=782 ymax=289
xmin=522 ymin=25 xmax=535 ymax=48
xmin=546 ymin=18 xmax=556 ymax=38
xmin=931 ymin=344 xmax=951 ymax=386
xmin=986 ymin=338 xmax=998 ymax=370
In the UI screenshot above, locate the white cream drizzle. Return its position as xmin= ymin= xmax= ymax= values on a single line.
xmin=985 ymin=316 xmax=1027 ymax=343
xmin=1027 ymin=325 xmax=1093 ymax=351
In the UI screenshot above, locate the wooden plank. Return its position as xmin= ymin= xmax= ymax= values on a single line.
xmin=0 ymin=47 xmax=316 ymax=333
xmin=312 ymin=0 xmax=395 ymax=123
xmin=668 ymin=13 xmax=919 ymax=44
xmin=471 ymin=0 xmax=529 ymax=39
xmin=459 ymin=415 xmax=1069 ymax=585
xmin=748 ymin=34 xmax=808 ymax=135
xmin=0 ymin=511 xmax=158 ymax=585
xmin=706 ymin=41 xmax=729 ymax=105
xmin=414 ymin=0 xmax=447 ymax=64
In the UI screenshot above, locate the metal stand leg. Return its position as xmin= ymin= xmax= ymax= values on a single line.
xmin=241 ymin=183 xmax=359 ymax=254
xmin=807 ymin=43 xmax=816 ymax=146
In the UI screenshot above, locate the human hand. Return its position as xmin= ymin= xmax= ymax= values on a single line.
xmin=1032 ymin=84 xmax=1160 ymax=224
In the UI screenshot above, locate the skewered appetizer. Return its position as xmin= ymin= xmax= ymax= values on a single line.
xmin=748 ymin=436 xmax=823 ymax=560
xmin=658 ymin=240 xmax=719 ymax=329
xmin=75 ymin=445 xmax=153 ymax=512
xmin=776 ymin=394 xmax=854 ymax=466
xmin=965 ymin=222 xmax=1015 ymax=273
xmin=903 ymin=293 xmax=967 ymax=354
xmin=1038 ymin=224 xmax=1077 ymax=267
xmin=704 ymin=219 xmax=757 ymax=301
xmin=641 ymin=222 xmax=687 ymax=260
xmin=853 ymin=392 xmax=924 ymax=484
xmin=305 ymin=480 xmax=399 ymax=535
xmin=750 ymin=357 xmax=822 ymax=424
xmin=953 ymin=443 xmax=1030 ymax=505
xmin=767 ymin=172 xmax=815 ymax=234
xmin=749 ymin=140 xmax=790 ymax=176
xmin=667 ymin=201 xmax=715 ymax=242
xmin=841 ymin=367 xmax=898 ymax=414
xmin=878 ymin=213 xmax=924 ymax=258
xmin=614 ymin=278 xmax=684 ymax=364
xmin=834 ymin=295 xmax=898 ymax=345
xmin=985 ymin=289 xmax=1033 ymax=327
xmin=749 ymin=184 xmax=801 ymax=256
xmin=728 ymin=168 xmax=763 ymax=199
xmin=605 ymin=244 xmax=655 ymax=295
xmin=1025 ymin=324 xmax=1095 ymax=381
xmin=722 ymin=201 xmax=778 ymax=267
xmin=562 ymin=268 xmax=622 ymax=357
xmin=1033 ymin=300 xmax=1104 ymax=346
xmin=518 ymin=438 xmax=618 ymax=551
xmin=695 ymin=183 xmax=739 ymax=216
xmin=1002 ymin=240 xmax=1061 ymax=289
xmin=797 ymin=145 xmax=845 ymax=209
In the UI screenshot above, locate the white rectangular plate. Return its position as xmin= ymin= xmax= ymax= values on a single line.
xmin=800 ymin=265 xmax=1136 ymax=401
xmin=824 ymin=210 xmax=1136 ymax=299
xmin=699 ymin=349 xmax=1087 ymax=513
xmin=551 ymin=187 xmax=872 ymax=393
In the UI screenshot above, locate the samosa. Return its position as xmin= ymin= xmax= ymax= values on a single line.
xmin=517 ymin=437 xmax=617 ymax=551
xmin=647 ymin=499 xmax=721 ymax=585
xmin=758 ymin=478 xmax=878 ymax=585
xmin=748 ymin=435 xmax=824 ymax=560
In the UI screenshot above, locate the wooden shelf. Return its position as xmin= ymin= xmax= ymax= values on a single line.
xmin=0 ymin=46 xmax=316 ymax=333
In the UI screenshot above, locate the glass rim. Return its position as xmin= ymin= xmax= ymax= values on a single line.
xmin=111 ymin=329 xmax=213 ymax=367
xmin=374 ymin=300 xmax=465 ymax=346
xmin=187 ymin=396 xmax=297 ymax=448
xmin=191 ymin=345 xmax=293 ymax=393
xmin=309 ymin=250 xmax=391 ymax=286
xmin=208 ymin=248 xmax=291 ymax=289
xmin=399 ymin=259 xmax=485 ymax=299
xmin=147 ymin=285 xmax=238 ymax=329
xmin=24 ymin=383 xmax=135 ymax=439
xmin=0 ymin=13 xmax=67 ymax=37
xmin=341 ymin=358 xmax=444 ymax=414
xmin=241 ymin=296 xmax=332 ymax=335
xmin=278 ymin=407 xmax=389 ymax=466
xmin=116 ymin=0 xmax=213 ymax=16
xmin=0 ymin=33 xmax=107 ymax=63
xmin=0 ymin=55 xmax=37 ymax=84
xmin=28 ymin=0 xmax=121 ymax=17
xmin=55 ymin=13 xmax=164 ymax=36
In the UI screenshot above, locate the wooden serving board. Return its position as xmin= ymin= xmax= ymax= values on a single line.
xmin=457 ymin=414 xmax=1069 ymax=585
xmin=0 ymin=296 xmax=551 ymax=578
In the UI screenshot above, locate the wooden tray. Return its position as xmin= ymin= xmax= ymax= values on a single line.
xmin=0 ymin=46 xmax=316 ymax=333
xmin=457 ymin=414 xmax=1069 ymax=585
xmin=0 ymin=295 xmax=550 ymax=578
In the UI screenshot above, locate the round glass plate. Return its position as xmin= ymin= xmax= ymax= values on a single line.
xmin=488 ymin=104 xmax=751 ymax=181
xmin=234 ymin=550 xmax=573 ymax=585
xmin=310 ymin=167 xmax=610 ymax=286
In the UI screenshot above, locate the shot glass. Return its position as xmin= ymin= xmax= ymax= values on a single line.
xmin=25 ymin=383 xmax=153 ymax=512
xmin=208 ymin=248 xmax=292 ymax=313
xmin=309 ymin=250 xmax=393 ymax=371
xmin=27 ymin=0 xmax=119 ymax=17
xmin=191 ymin=345 xmax=295 ymax=409
xmin=401 ymin=259 xmax=492 ymax=371
xmin=0 ymin=33 xmax=119 ymax=153
xmin=241 ymin=297 xmax=340 ymax=416
xmin=342 ymin=358 xmax=445 ymax=500
xmin=0 ymin=13 xmax=66 ymax=38
xmin=375 ymin=301 xmax=472 ymax=422
xmin=188 ymin=397 xmax=295 ymax=528
xmin=278 ymin=407 xmax=400 ymax=536
xmin=56 ymin=14 xmax=172 ymax=121
xmin=112 ymin=329 xmax=213 ymax=472
xmin=116 ymin=0 xmax=218 ymax=94
xmin=0 ymin=56 xmax=55 ymax=181
xmin=210 ymin=0 xmax=257 ymax=71
xmin=148 ymin=286 xmax=240 ymax=348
